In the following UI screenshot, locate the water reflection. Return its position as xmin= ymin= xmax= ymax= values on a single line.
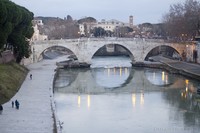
xmin=92 ymin=67 xmax=131 ymax=89
xmin=54 ymin=58 xmax=200 ymax=133
xmin=144 ymin=69 xmax=176 ymax=86
xmin=87 ymin=95 xmax=91 ymax=108
xmin=78 ymin=95 xmax=81 ymax=108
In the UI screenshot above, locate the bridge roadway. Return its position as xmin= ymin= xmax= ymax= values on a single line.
xmin=151 ymin=56 xmax=200 ymax=80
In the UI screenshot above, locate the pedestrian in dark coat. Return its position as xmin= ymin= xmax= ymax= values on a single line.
xmin=0 ymin=104 xmax=3 ymax=114
xmin=30 ymin=74 xmax=32 ymax=80
xmin=0 ymin=105 xmax=3 ymax=111
xmin=15 ymin=100 xmax=20 ymax=109
xmin=12 ymin=101 xmax=14 ymax=108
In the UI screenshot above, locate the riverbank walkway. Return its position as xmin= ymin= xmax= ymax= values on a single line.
xmin=0 ymin=57 xmax=67 ymax=133
xmin=151 ymin=55 xmax=200 ymax=80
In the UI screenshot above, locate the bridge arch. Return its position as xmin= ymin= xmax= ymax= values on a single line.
xmin=143 ymin=43 xmax=185 ymax=61
xmin=144 ymin=45 xmax=182 ymax=61
xmin=37 ymin=45 xmax=77 ymax=60
xmin=32 ymin=40 xmax=81 ymax=62
xmin=90 ymin=43 xmax=134 ymax=59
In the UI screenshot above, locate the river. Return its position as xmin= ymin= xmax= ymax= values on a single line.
xmin=54 ymin=56 xmax=200 ymax=133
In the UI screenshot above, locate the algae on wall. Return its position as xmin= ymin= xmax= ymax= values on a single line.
xmin=0 ymin=62 xmax=28 ymax=104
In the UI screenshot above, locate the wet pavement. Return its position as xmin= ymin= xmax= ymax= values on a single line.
xmin=0 ymin=57 xmax=67 ymax=133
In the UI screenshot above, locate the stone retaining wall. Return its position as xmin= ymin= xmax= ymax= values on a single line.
xmin=0 ymin=51 xmax=15 ymax=64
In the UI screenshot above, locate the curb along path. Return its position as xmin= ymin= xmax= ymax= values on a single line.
xmin=0 ymin=57 xmax=67 ymax=133
xmin=151 ymin=56 xmax=200 ymax=80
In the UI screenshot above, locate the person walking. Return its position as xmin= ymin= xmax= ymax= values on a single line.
xmin=0 ymin=104 xmax=3 ymax=111
xmin=12 ymin=101 xmax=14 ymax=108
xmin=15 ymin=100 xmax=20 ymax=109
xmin=0 ymin=104 xmax=3 ymax=114
xmin=30 ymin=74 xmax=32 ymax=80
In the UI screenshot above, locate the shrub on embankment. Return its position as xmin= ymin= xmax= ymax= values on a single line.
xmin=0 ymin=62 xmax=28 ymax=104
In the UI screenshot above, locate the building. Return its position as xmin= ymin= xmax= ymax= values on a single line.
xmin=94 ymin=19 xmax=128 ymax=32
xmin=129 ymin=15 xmax=133 ymax=28
xmin=31 ymin=20 xmax=48 ymax=41
xmin=79 ymin=16 xmax=134 ymax=36
xmin=79 ymin=24 xmax=85 ymax=36
xmin=32 ymin=20 xmax=44 ymax=26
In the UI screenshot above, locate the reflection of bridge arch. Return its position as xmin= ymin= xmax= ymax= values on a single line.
xmin=144 ymin=68 xmax=177 ymax=87
xmin=91 ymin=68 xmax=135 ymax=89
xmin=32 ymin=38 xmax=186 ymax=64
xmin=54 ymin=68 xmax=186 ymax=94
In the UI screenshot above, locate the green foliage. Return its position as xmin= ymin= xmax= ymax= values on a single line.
xmin=0 ymin=0 xmax=7 ymax=24
xmin=0 ymin=62 xmax=28 ymax=104
xmin=0 ymin=0 xmax=34 ymax=62
xmin=77 ymin=17 xmax=97 ymax=24
xmin=92 ymin=27 xmax=106 ymax=37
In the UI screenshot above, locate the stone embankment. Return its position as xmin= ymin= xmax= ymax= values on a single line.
xmin=132 ymin=56 xmax=200 ymax=81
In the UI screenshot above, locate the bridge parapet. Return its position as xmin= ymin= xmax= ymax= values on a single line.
xmin=32 ymin=37 xmax=166 ymax=44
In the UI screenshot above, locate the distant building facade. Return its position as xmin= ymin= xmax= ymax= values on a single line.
xmin=79 ymin=16 xmax=134 ymax=36
xmin=31 ymin=20 xmax=48 ymax=41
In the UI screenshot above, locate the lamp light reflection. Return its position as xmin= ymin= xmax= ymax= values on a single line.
xmin=107 ymin=68 xmax=110 ymax=77
xmin=132 ymin=93 xmax=136 ymax=107
xmin=125 ymin=68 xmax=128 ymax=75
xmin=185 ymin=79 xmax=189 ymax=85
xmin=120 ymin=67 xmax=122 ymax=76
xmin=78 ymin=95 xmax=81 ymax=107
xmin=162 ymin=71 xmax=165 ymax=81
xmin=87 ymin=95 xmax=91 ymax=108
xmin=140 ymin=93 xmax=144 ymax=105
xmin=186 ymin=87 xmax=188 ymax=92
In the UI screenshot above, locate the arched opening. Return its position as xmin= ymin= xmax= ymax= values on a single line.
xmin=38 ymin=46 xmax=77 ymax=61
xmin=144 ymin=45 xmax=181 ymax=61
xmin=90 ymin=44 xmax=134 ymax=89
xmin=91 ymin=44 xmax=133 ymax=68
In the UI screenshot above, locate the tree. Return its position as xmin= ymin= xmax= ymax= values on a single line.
xmin=115 ymin=26 xmax=133 ymax=37
xmin=0 ymin=0 xmax=34 ymax=62
xmin=77 ymin=17 xmax=97 ymax=24
xmin=162 ymin=0 xmax=200 ymax=41
xmin=92 ymin=27 xmax=106 ymax=37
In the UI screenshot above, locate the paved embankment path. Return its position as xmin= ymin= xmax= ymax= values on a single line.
xmin=151 ymin=56 xmax=200 ymax=79
xmin=0 ymin=57 xmax=67 ymax=133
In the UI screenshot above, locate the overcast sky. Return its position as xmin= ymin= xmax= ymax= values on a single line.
xmin=11 ymin=0 xmax=184 ymax=24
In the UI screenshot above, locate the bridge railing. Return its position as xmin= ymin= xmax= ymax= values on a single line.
xmin=32 ymin=37 xmax=165 ymax=44
xmin=78 ymin=37 xmax=165 ymax=43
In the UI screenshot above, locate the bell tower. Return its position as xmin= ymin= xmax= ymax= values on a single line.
xmin=129 ymin=15 xmax=133 ymax=27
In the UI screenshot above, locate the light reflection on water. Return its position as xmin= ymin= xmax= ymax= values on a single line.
xmin=54 ymin=56 xmax=200 ymax=133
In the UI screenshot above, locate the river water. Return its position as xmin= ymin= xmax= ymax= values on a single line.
xmin=54 ymin=56 xmax=200 ymax=133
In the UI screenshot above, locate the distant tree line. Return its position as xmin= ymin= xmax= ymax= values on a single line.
xmin=0 ymin=0 xmax=34 ymax=63
xmin=36 ymin=16 xmax=79 ymax=40
xmin=163 ymin=0 xmax=200 ymax=41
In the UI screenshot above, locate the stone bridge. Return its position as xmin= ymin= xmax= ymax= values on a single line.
xmin=31 ymin=38 xmax=186 ymax=64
